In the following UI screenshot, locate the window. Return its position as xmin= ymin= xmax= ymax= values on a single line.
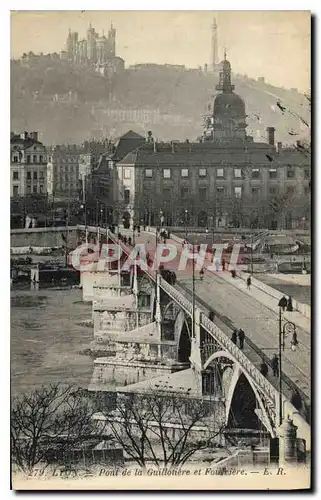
xmin=39 ymin=185 xmax=43 ymax=193
xmin=269 ymin=169 xmax=277 ymax=179
xmin=39 ymin=171 xmax=44 ymax=179
xmin=33 ymin=172 xmax=38 ymax=180
xmin=108 ymin=160 xmax=114 ymax=168
xmin=33 ymin=185 xmax=37 ymax=193
xmin=33 ymin=155 xmax=37 ymax=163
xmin=13 ymin=171 xmax=19 ymax=180
xmin=163 ymin=188 xmax=171 ymax=199
xmin=34 ymin=146 xmax=37 ymax=151
xmin=181 ymin=187 xmax=188 ymax=198
xmin=124 ymin=169 xmax=131 ymax=179
xmin=13 ymin=185 xmax=19 ymax=197
xmin=287 ymin=186 xmax=295 ymax=196
xmin=199 ymin=187 xmax=207 ymax=199
xmin=304 ymin=169 xmax=310 ymax=179
xmin=251 ymin=168 xmax=260 ymax=179
xmin=124 ymin=189 xmax=130 ymax=204
xmin=269 ymin=187 xmax=277 ymax=195
xmin=27 ymin=171 xmax=31 ymax=180
xmin=145 ymin=169 xmax=153 ymax=178
xmin=27 ymin=155 xmax=31 ymax=164
xmin=39 ymin=155 xmax=43 ymax=163
xmin=217 ymin=168 xmax=224 ymax=178
xmin=199 ymin=168 xmax=207 ymax=177
xmin=13 ymin=156 xmax=18 ymax=163
xmin=287 ymin=166 xmax=295 ymax=179
xmin=252 ymin=187 xmax=260 ymax=197
xmin=181 ymin=168 xmax=189 ymax=177
xmin=234 ymin=168 xmax=242 ymax=178
xmin=163 ymin=169 xmax=171 ymax=179
xmin=234 ymin=186 xmax=242 ymax=198
xmin=216 ymin=186 xmax=225 ymax=196
xmin=26 ymin=186 xmax=31 ymax=194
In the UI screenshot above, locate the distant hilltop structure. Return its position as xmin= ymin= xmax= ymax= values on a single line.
xmin=61 ymin=22 xmax=115 ymax=65
xmin=59 ymin=22 xmax=124 ymax=76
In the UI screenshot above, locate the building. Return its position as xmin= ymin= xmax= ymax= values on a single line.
xmin=112 ymin=57 xmax=311 ymax=230
xmin=84 ymin=131 xmax=146 ymax=224
xmin=47 ymin=145 xmax=82 ymax=200
xmin=10 ymin=131 xmax=47 ymax=198
xmin=64 ymin=22 xmax=117 ymax=66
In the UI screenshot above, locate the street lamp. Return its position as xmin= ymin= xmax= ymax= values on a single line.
xmin=184 ymin=209 xmax=188 ymax=240
xmin=277 ymin=301 xmax=297 ymax=426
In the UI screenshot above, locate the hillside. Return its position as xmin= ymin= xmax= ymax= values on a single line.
xmin=11 ymin=59 xmax=310 ymax=145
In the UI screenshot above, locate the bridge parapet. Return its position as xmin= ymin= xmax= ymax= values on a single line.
xmin=201 ymin=315 xmax=277 ymax=405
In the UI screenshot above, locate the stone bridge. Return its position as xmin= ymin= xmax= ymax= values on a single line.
xmin=76 ymin=225 xmax=310 ymax=451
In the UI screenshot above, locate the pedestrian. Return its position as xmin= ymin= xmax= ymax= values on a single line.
xmin=123 ymin=236 xmax=127 ymax=245
xmin=143 ymin=224 xmax=146 ymax=231
xmin=279 ymin=295 xmax=287 ymax=311
xmin=238 ymin=328 xmax=245 ymax=349
xmin=231 ymin=329 xmax=238 ymax=344
xmin=208 ymin=311 xmax=215 ymax=322
xmin=291 ymin=331 xmax=299 ymax=351
xmin=200 ymin=268 xmax=204 ymax=281
xmin=128 ymin=237 xmax=132 ymax=246
xmin=287 ymin=296 xmax=293 ymax=312
xmin=214 ymin=258 xmax=220 ymax=272
xmin=247 ymin=275 xmax=251 ymax=290
xmin=291 ymin=390 xmax=302 ymax=411
xmin=222 ymin=258 xmax=226 ymax=271
xmin=271 ymin=354 xmax=279 ymax=377
xmin=260 ymin=360 xmax=268 ymax=377
xmin=137 ymin=225 xmax=141 ymax=234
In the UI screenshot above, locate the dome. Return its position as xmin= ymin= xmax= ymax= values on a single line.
xmin=214 ymin=92 xmax=246 ymax=117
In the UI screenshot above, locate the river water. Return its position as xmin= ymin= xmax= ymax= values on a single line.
xmin=11 ymin=285 xmax=94 ymax=397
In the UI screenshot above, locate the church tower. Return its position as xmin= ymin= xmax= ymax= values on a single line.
xmin=204 ymin=53 xmax=247 ymax=142
xmin=108 ymin=22 xmax=116 ymax=57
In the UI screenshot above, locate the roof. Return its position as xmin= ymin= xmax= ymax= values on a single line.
xmin=118 ymin=140 xmax=309 ymax=168
xmin=113 ymin=130 xmax=145 ymax=162
xmin=10 ymin=136 xmax=43 ymax=149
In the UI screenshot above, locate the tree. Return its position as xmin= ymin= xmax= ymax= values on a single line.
xmin=11 ymin=384 xmax=107 ymax=473
xmin=99 ymin=391 xmax=225 ymax=469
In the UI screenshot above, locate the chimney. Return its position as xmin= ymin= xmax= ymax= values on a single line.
xmin=277 ymin=142 xmax=282 ymax=153
xmin=153 ymin=138 xmax=157 ymax=153
xmin=24 ymin=131 xmax=29 ymax=140
xmin=171 ymin=141 xmax=175 ymax=153
xmin=30 ymin=131 xmax=38 ymax=141
xmin=266 ymin=127 xmax=275 ymax=146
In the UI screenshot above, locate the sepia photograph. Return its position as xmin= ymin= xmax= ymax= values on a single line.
xmin=9 ymin=9 xmax=311 ymax=491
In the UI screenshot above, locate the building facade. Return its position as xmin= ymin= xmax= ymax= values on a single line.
xmin=113 ymin=57 xmax=311 ymax=230
xmin=10 ymin=131 xmax=48 ymax=198
xmin=47 ymin=145 xmax=82 ymax=200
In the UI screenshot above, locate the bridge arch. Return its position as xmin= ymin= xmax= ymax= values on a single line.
xmin=204 ymin=350 xmax=275 ymax=436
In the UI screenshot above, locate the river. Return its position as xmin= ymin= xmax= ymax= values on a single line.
xmin=11 ymin=285 xmax=94 ymax=397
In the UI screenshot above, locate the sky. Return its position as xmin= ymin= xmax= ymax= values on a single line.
xmin=10 ymin=10 xmax=310 ymax=92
